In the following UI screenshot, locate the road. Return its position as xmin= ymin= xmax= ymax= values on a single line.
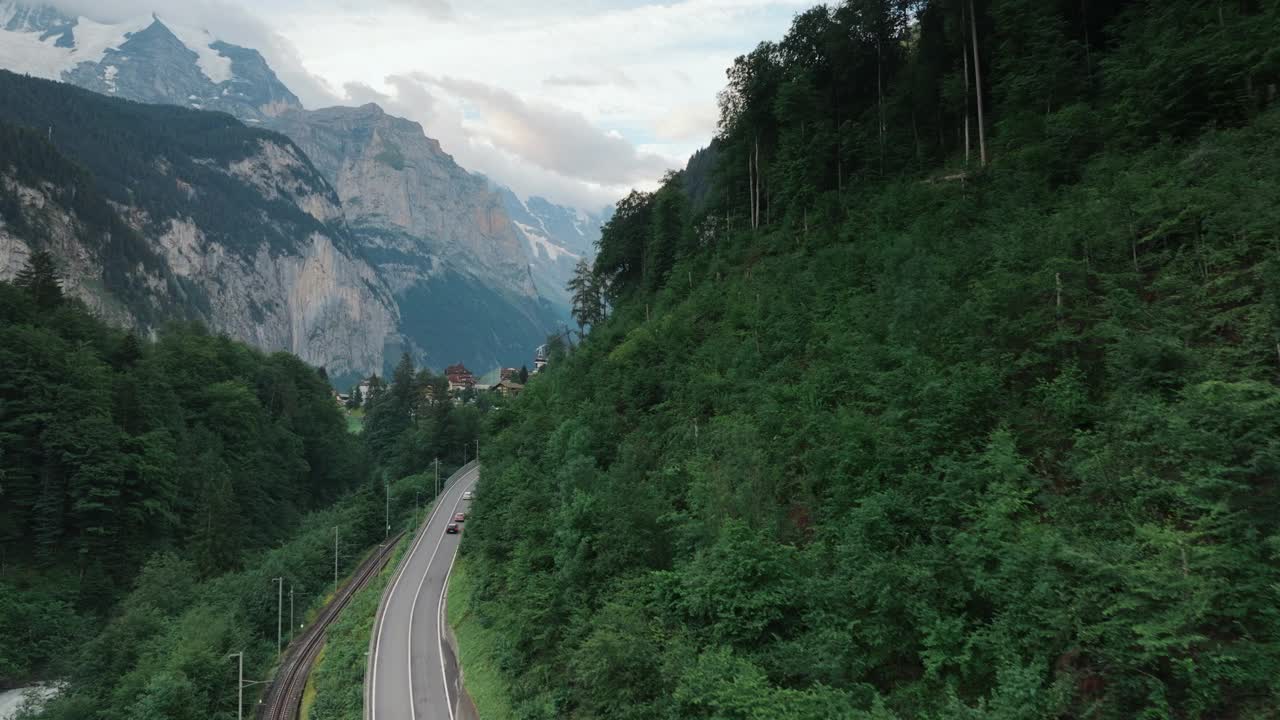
xmin=368 ymin=462 xmax=479 ymax=720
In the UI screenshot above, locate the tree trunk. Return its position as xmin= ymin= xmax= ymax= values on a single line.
xmin=749 ymin=138 xmax=759 ymax=230
xmin=1081 ymin=0 xmax=1093 ymax=82
xmin=877 ymin=36 xmax=886 ymax=174
xmin=1055 ymin=272 xmax=1063 ymax=319
xmin=962 ymin=1 xmax=972 ymax=166
xmin=969 ymin=0 xmax=989 ymax=166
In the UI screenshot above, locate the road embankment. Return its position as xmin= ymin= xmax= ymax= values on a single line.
xmin=445 ymin=559 xmax=515 ymax=720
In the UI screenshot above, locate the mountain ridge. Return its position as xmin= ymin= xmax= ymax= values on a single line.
xmin=0 ymin=70 xmax=400 ymax=381
xmin=0 ymin=1 xmax=595 ymax=375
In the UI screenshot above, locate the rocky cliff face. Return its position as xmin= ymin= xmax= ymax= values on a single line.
xmin=0 ymin=72 xmax=398 ymax=381
xmin=0 ymin=2 xmax=570 ymax=373
xmin=269 ymin=104 xmax=561 ymax=370
xmin=271 ymin=105 xmax=536 ymax=296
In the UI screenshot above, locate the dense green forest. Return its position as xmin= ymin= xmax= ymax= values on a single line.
xmin=0 ymin=252 xmax=367 ymax=690
xmin=465 ymin=1 xmax=1280 ymax=718
xmin=0 ymin=255 xmax=477 ymax=718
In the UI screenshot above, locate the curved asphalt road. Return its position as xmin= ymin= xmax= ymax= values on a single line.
xmin=368 ymin=463 xmax=479 ymax=720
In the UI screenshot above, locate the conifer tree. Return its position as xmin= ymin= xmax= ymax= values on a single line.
xmin=14 ymin=250 xmax=63 ymax=310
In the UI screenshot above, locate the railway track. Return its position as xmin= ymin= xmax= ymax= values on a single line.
xmin=259 ymin=532 xmax=407 ymax=720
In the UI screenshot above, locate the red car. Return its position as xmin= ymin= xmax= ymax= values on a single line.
xmin=446 ymin=522 xmax=460 ymax=534
xmin=453 ymin=512 xmax=466 ymax=522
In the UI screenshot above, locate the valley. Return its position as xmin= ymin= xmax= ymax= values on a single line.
xmin=3 ymin=0 xmax=1280 ymax=719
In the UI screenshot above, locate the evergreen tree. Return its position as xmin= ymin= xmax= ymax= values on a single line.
xmin=568 ymin=259 xmax=604 ymax=338
xmin=13 ymin=250 xmax=63 ymax=310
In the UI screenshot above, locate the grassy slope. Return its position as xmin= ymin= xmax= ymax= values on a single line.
xmin=447 ymin=559 xmax=516 ymax=720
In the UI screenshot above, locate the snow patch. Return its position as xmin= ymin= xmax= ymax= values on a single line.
xmin=0 ymin=13 xmax=231 ymax=86
xmin=165 ymin=22 xmax=232 ymax=84
xmin=515 ymin=221 xmax=579 ymax=263
xmin=102 ymin=64 xmax=117 ymax=92
xmin=0 ymin=13 xmax=147 ymax=80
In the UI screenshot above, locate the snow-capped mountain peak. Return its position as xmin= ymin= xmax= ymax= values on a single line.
xmin=0 ymin=1 xmax=299 ymax=120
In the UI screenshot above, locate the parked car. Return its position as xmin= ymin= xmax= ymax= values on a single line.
xmin=454 ymin=512 xmax=466 ymax=522
xmin=446 ymin=522 xmax=460 ymax=534
xmin=463 ymin=491 xmax=473 ymax=500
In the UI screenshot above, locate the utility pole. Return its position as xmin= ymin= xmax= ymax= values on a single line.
xmin=333 ymin=527 xmax=338 ymax=596
xmin=289 ymin=585 xmax=294 ymax=644
xmin=275 ymin=577 xmax=283 ymax=656
xmin=227 ymin=652 xmax=268 ymax=720
xmin=384 ymin=477 xmax=390 ymax=540
xmin=435 ymin=457 xmax=440 ymax=497
xmin=475 ymin=438 xmax=480 ymax=463
xmin=463 ymin=444 xmax=468 ymax=465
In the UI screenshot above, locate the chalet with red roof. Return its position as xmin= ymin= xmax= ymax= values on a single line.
xmin=445 ymin=363 xmax=475 ymax=392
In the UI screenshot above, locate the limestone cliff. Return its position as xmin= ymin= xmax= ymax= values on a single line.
xmin=0 ymin=72 xmax=398 ymax=381
xmin=269 ymin=104 xmax=561 ymax=370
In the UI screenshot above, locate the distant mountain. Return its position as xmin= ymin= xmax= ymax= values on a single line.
xmin=495 ymin=185 xmax=609 ymax=308
xmin=0 ymin=1 xmax=589 ymax=375
xmin=269 ymin=104 xmax=564 ymax=371
xmin=0 ymin=70 xmax=399 ymax=382
xmin=0 ymin=1 xmax=300 ymax=121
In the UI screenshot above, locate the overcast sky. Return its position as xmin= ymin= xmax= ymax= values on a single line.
xmin=49 ymin=0 xmax=806 ymax=210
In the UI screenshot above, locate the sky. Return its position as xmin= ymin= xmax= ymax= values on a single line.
xmin=45 ymin=0 xmax=808 ymax=210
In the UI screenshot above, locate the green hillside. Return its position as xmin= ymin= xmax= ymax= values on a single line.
xmin=462 ymin=1 xmax=1280 ymax=718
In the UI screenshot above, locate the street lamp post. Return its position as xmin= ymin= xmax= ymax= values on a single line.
xmin=289 ymin=585 xmax=294 ymax=644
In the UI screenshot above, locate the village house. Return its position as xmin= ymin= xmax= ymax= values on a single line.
xmin=444 ymin=363 xmax=475 ymax=392
xmin=491 ymin=378 xmax=524 ymax=398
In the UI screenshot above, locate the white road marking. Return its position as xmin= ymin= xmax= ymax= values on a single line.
xmin=407 ymin=468 xmax=477 ymax=720
xmin=437 ymin=540 xmax=464 ymax=720
xmin=370 ymin=465 xmax=476 ymax=720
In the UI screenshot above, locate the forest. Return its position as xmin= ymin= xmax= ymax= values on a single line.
xmin=465 ymin=1 xmax=1280 ymax=718
xmin=0 ymin=254 xmax=480 ymax=718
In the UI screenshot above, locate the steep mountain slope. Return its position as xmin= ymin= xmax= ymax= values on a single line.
xmin=0 ymin=71 xmax=398 ymax=380
xmin=0 ymin=1 xmax=565 ymax=372
xmin=464 ymin=1 xmax=1280 ymax=718
xmin=496 ymin=184 xmax=607 ymax=308
xmin=268 ymin=104 xmax=565 ymax=370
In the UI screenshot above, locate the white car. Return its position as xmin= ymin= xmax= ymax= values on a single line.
xmin=463 ymin=491 xmax=473 ymax=501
